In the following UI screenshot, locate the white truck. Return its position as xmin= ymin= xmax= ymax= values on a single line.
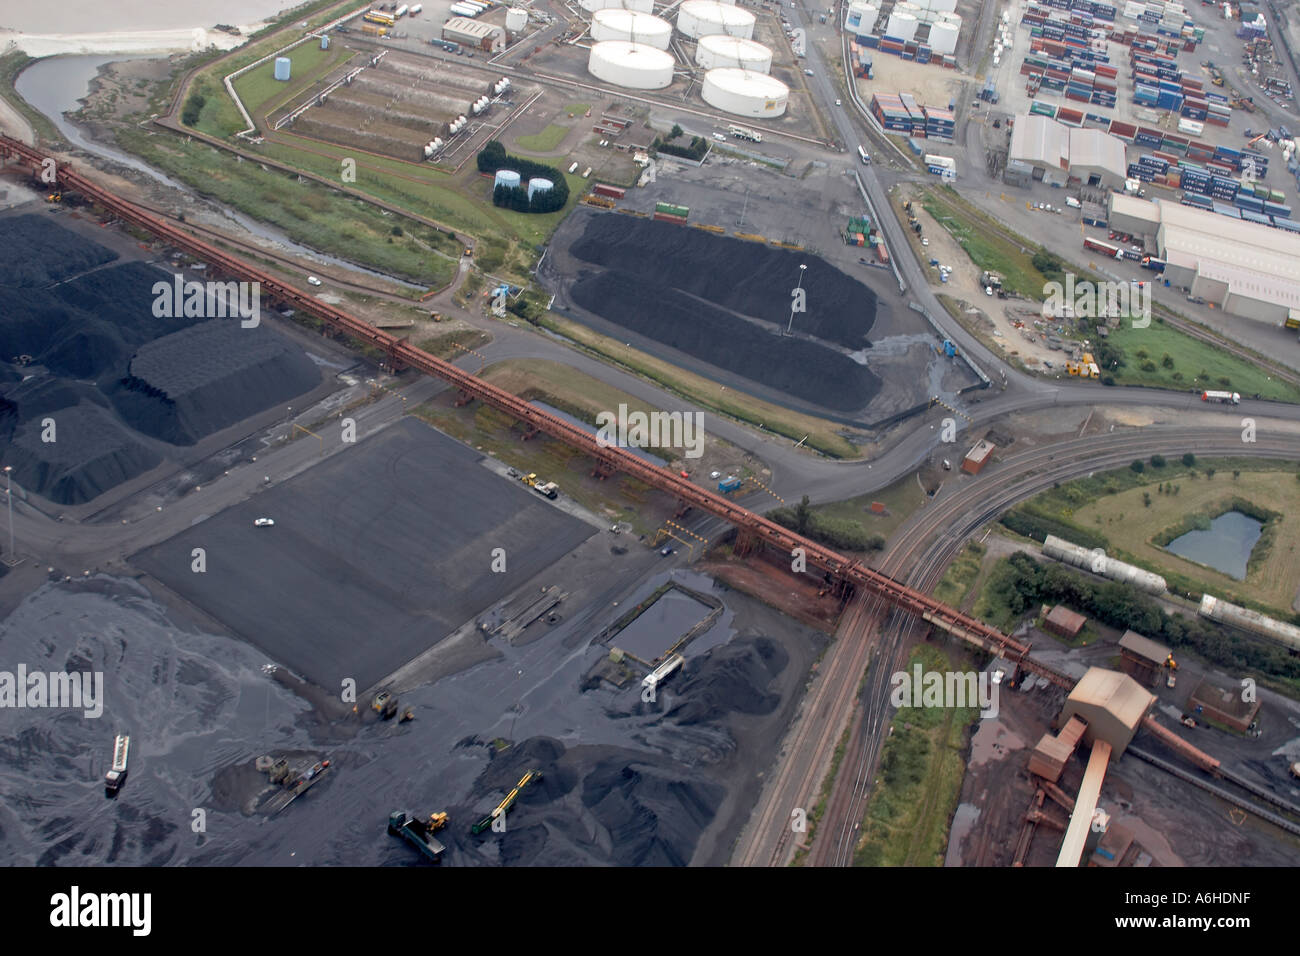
xmin=1201 ymin=390 xmax=1240 ymax=404
xmin=105 ymin=734 xmax=130 ymax=794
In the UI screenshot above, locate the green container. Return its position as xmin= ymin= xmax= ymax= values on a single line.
xmin=1270 ymin=189 xmax=1285 ymax=203
xmin=1255 ymin=185 xmax=1270 ymax=198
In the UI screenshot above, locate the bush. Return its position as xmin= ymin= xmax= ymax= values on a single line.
xmin=1150 ymin=454 xmax=1166 ymax=468
xmin=1182 ymin=452 xmax=1196 ymax=467
xmin=1130 ymin=460 xmax=1144 ymax=473
xmin=181 ymin=92 xmax=206 ymax=126
xmin=999 ymin=507 xmax=1108 ymax=550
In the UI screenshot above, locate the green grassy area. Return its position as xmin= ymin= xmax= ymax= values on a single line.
xmin=932 ymin=540 xmax=986 ymax=608
xmin=563 ymin=102 xmax=591 ymax=115
xmin=792 ymin=720 xmax=854 ymax=867
xmin=811 ymin=473 xmax=929 ymax=544
xmin=853 ymin=644 xmax=977 ymax=866
xmin=0 ymin=51 xmax=63 ymax=143
xmin=415 ymin=327 xmax=491 ymax=360
xmin=114 ymin=127 xmax=456 ymax=287
xmin=916 ymin=185 xmax=1054 ymax=299
xmin=539 ymin=312 xmax=862 ymax=459
xmin=1102 ymin=320 xmax=1300 ymax=402
xmin=514 ymin=124 xmax=570 ymax=153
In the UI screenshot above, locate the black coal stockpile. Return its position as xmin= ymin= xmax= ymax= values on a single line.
xmin=0 ymin=214 xmax=118 ymax=288
xmin=570 ymin=271 xmax=880 ymax=411
xmin=570 ymin=215 xmax=878 ymax=349
xmin=662 ymin=636 xmax=785 ymax=727
xmin=0 ymin=218 xmax=322 ymax=503
xmin=112 ymin=320 xmax=321 ymax=445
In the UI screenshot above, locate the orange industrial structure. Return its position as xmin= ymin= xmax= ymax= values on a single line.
xmin=0 ymin=135 xmax=1073 ymax=688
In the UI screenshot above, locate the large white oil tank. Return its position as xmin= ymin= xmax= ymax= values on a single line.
xmin=701 ymin=67 xmax=787 ymax=117
xmin=591 ymin=9 xmax=673 ymax=49
xmin=588 ymin=41 xmax=674 ymax=89
xmin=695 ymin=34 xmax=772 ymax=72
xmin=506 ymin=7 xmax=528 ymax=32
xmin=677 ymin=0 xmax=755 ymax=39
xmin=274 ymin=57 xmax=291 ymax=81
xmin=928 ymin=16 xmax=960 ymax=54
xmin=527 ymin=177 xmax=553 ymax=202
xmin=580 ymin=0 xmax=654 ymax=12
xmin=886 ymin=9 xmax=918 ymax=41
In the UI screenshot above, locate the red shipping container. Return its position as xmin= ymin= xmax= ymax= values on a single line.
xmin=1095 ymin=64 xmax=1118 ymax=78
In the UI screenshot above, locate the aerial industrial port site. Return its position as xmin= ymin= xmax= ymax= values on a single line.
xmin=2 ymin=0 xmax=1300 ymax=894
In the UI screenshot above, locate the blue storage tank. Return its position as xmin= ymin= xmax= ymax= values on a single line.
xmin=527 ymin=177 xmax=553 ymax=202
xmin=274 ymin=57 xmax=291 ymax=82
xmin=494 ymin=169 xmax=521 ymax=190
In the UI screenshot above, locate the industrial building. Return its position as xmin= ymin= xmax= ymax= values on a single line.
xmin=1058 ymin=667 xmax=1156 ymax=759
xmin=960 ymin=438 xmax=994 ymax=474
xmin=442 ymin=17 xmax=504 ymax=51
xmin=1043 ymin=604 xmax=1086 ymax=640
xmin=1117 ymin=630 xmax=1170 ymax=688
xmin=700 ymin=68 xmax=788 ymax=118
xmin=1105 ymin=195 xmax=1300 ymax=325
xmin=1007 ymin=114 xmax=1126 ymax=189
xmin=1188 ymin=677 xmax=1261 ymax=732
xmin=588 ymin=41 xmax=674 ymax=89
xmin=590 ymin=9 xmax=672 ymax=50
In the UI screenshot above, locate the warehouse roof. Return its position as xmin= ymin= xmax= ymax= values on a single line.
xmin=1067 ymin=127 xmax=1127 ymax=180
xmin=1045 ymin=604 xmax=1086 ymax=635
xmin=444 ymin=16 xmax=502 ymax=37
xmin=1118 ymin=630 xmax=1169 ymax=664
xmin=1108 ymin=192 xmax=1161 ymax=230
xmin=1009 ymin=114 xmax=1069 ymax=170
xmin=1067 ymin=667 xmax=1155 ymax=731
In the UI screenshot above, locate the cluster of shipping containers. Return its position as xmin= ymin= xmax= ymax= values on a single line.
xmin=843 ymin=215 xmax=874 ymax=246
xmin=1130 ymin=48 xmax=1231 ymax=126
xmin=869 ymin=93 xmax=953 ymax=142
xmin=849 ymin=42 xmax=874 ymax=79
xmin=853 ymin=32 xmax=960 ymax=69
xmin=653 ymin=201 xmax=689 ymax=224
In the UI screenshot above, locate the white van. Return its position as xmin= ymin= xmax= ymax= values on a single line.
xmin=858 ymin=145 xmax=871 ymax=165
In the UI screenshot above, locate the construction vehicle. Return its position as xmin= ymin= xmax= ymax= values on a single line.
xmin=1066 ymin=352 xmax=1100 ymax=378
xmin=372 ymin=691 xmax=399 ymax=719
xmin=471 ymin=769 xmax=541 ymax=835
xmin=1165 ymin=653 xmax=1178 ymax=688
xmin=388 ymin=810 xmax=445 ymax=862
xmin=980 ymin=271 xmax=1005 ymax=296
xmin=939 ymin=339 xmax=958 ymax=357
xmin=519 ymin=472 xmax=538 ymax=487
xmin=45 ymin=191 xmax=62 ymax=203
xmin=430 ymin=311 xmax=444 ymax=322
xmin=105 ymin=734 xmax=130 ymax=795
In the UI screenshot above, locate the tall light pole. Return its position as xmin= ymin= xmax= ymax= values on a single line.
xmin=3 ymin=466 xmax=12 ymax=564
xmin=786 ymin=263 xmax=807 ymax=336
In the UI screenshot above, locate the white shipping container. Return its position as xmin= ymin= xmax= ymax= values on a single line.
xmin=1178 ymin=117 xmax=1204 ymax=135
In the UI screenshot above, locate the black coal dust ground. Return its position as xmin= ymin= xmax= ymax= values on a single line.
xmin=544 ymin=214 xmax=976 ymax=423
xmin=0 ymin=212 xmax=321 ymax=505
xmin=0 ymin=573 xmax=825 ymax=866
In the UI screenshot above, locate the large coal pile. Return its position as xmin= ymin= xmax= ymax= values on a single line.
xmin=112 ymin=320 xmax=322 ymax=445
xmin=0 ymin=217 xmax=324 ymax=503
xmin=662 ymin=636 xmax=785 ymax=727
xmin=570 ymin=215 xmax=878 ymax=350
xmin=0 ymin=213 xmax=118 ymax=287
xmin=570 ymin=270 xmax=880 ymax=411
xmin=1 ymin=395 xmax=160 ymax=505
xmin=462 ymin=737 xmax=724 ymax=866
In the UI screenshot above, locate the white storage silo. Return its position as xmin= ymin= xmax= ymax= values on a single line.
xmin=588 ymin=41 xmax=675 ymax=89
xmin=849 ymin=1 xmax=879 ymax=32
xmin=701 ymin=68 xmax=787 ymax=117
xmin=885 ymin=9 xmax=918 ymax=41
xmin=591 ymin=9 xmax=673 ymax=49
xmin=677 ymin=1 xmax=755 ymax=39
xmin=928 ymin=16 xmax=959 ymax=54
xmin=696 ymin=34 xmax=772 ymax=72
xmin=506 ymin=7 xmax=528 ymax=32
xmin=527 ymin=178 xmax=553 ymax=202
xmin=274 ymin=57 xmax=291 ymax=81
xmin=580 ymin=0 xmax=654 ymax=12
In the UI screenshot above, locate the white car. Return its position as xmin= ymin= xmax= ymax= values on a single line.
xmin=805 ymin=69 xmax=815 ymax=76
xmin=254 ymin=518 xmax=275 ymax=527
xmin=835 ymin=98 xmax=842 ymax=106
xmin=307 ymin=276 xmax=322 ymax=286
xmin=921 ymin=238 xmax=930 ymax=246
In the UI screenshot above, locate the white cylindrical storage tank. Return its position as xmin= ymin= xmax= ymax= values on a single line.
xmin=274 ymin=57 xmax=291 ymax=81
xmin=580 ymin=0 xmax=654 ymax=12
xmin=848 ymin=0 xmax=876 ymax=26
xmin=695 ymin=34 xmax=772 ymax=72
xmin=701 ymin=67 xmax=787 ymax=117
xmin=494 ymin=169 xmax=521 ymax=189
xmin=928 ymin=18 xmax=959 ymax=55
xmin=885 ymin=10 xmax=918 ymax=41
xmin=506 ymin=7 xmax=528 ymax=31
xmin=587 ymin=41 xmax=674 ymax=89
xmin=527 ymin=177 xmax=553 ymax=202
xmin=677 ymin=0 xmax=755 ymax=39
xmin=591 ymin=9 xmax=672 ymax=49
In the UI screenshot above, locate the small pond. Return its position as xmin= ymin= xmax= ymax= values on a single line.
xmin=1164 ymin=510 xmax=1263 ymax=581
